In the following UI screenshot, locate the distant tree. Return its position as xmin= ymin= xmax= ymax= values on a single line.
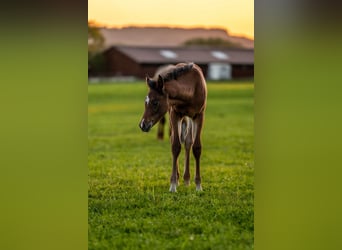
xmin=88 ymin=21 xmax=104 ymax=56
xmin=183 ymin=37 xmax=243 ymax=48
xmin=88 ymin=21 xmax=105 ymax=76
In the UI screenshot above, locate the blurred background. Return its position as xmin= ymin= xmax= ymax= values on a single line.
xmin=88 ymin=0 xmax=254 ymax=82
xmin=88 ymin=1 xmax=254 ymax=249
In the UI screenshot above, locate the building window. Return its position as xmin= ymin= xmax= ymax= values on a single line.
xmin=160 ymin=50 xmax=178 ymax=59
xmin=211 ymin=51 xmax=229 ymax=60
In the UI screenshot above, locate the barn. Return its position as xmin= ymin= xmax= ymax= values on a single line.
xmin=95 ymin=46 xmax=254 ymax=80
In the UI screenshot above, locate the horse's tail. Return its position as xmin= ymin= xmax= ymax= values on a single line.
xmin=178 ymin=116 xmax=194 ymax=144
xmin=163 ymin=63 xmax=194 ymax=82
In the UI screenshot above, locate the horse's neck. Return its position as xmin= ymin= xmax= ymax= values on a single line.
xmin=167 ymin=98 xmax=185 ymax=107
xmin=164 ymin=81 xmax=194 ymax=102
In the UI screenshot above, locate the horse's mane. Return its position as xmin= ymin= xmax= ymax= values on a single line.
xmin=162 ymin=63 xmax=194 ymax=83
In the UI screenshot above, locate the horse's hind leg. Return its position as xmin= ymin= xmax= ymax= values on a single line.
xmin=193 ymin=113 xmax=204 ymax=191
xmin=183 ymin=118 xmax=194 ymax=186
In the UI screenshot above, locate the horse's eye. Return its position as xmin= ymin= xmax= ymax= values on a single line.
xmin=151 ymin=100 xmax=159 ymax=106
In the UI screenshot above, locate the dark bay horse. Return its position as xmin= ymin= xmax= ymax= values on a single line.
xmin=139 ymin=63 xmax=207 ymax=192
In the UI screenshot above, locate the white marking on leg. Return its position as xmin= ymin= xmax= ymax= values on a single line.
xmin=169 ymin=183 xmax=177 ymax=192
xmin=196 ymin=184 xmax=203 ymax=191
xmin=145 ymin=95 xmax=150 ymax=105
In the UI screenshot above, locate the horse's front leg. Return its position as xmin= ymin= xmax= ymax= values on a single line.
xmin=169 ymin=111 xmax=181 ymax=192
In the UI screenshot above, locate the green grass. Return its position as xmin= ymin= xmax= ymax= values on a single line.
xmin=88 ymin=82 xmax=254 ymax=250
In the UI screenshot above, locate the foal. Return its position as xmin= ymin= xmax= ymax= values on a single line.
xmin=139 ymin=63 xmax=207 ymax=192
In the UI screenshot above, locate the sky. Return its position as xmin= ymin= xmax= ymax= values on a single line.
xmin=88 ymin=0 xmax=254 ymax=39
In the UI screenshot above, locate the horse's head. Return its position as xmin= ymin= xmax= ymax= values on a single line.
xmin=139 ymin=76 xmax=168 ymax=132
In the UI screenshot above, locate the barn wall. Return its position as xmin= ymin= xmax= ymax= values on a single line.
xmin=140 ymin=64 xmax=163 ymax=78
xmin=103 ymin=48 xmax=143 ymax=77
xmin=197 ymin=64 xmax=208 ymax=78
xmin=232 ymin=64 xmax=254 ymax=79
xmin=100 ymin=47 xmax=253 ymax=80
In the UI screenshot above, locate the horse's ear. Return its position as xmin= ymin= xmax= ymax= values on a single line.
xmin=146 ymin=77 xmax=156 ymax=89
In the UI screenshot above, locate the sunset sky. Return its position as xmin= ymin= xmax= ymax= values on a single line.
xmin=88 ymin=0 xmax=254 ymax=39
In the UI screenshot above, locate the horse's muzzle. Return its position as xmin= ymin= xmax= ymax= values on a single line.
xmin=139 ymin=119 xmax=153 ymax=132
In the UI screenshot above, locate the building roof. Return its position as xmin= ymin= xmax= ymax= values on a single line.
xmin=100 ymin=27 xmax=254 ymax=49
xmin=108 ymin=46 xmax=254 ymax=64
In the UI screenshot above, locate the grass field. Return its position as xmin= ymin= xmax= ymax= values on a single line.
xmin=88 ymin=82 xmax=254 ymax=250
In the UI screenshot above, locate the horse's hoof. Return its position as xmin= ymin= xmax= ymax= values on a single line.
xmin=184 ymin=180 xmax=190 ymax=186
xmin=169 ymin=183 xmax=177 ymax=192
xmin=196 ymin=184 xmax=203 ymax=191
